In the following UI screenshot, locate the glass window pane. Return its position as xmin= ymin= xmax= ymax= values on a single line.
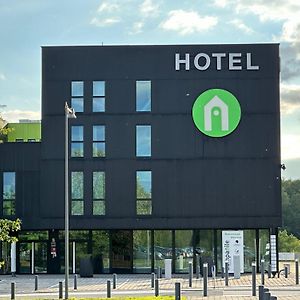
xmin=136 ymin=81 xmax=151 ymax=111
xmin=93 ymin=98 xmax=105 ymax=112
xmin=3 ymin=200 xmax=15 ymax=216
xmin=93 ymin=81 xmax=105 ymax=96
xmin=136 ymin=171 xmax=151 ymax=198
xmin=93 ymin=201 xmax=105 ymax=215
xmin=71 ymin=98 xmax=84 ymax=113
xmin=71 ymin=126 xmax=83 ymax=141
xmin=93 ymin=126 xmax=105 ymax=141
xmin=71 ymin=143 xmax=84 ymax=157
xmin=137 ymin=200 xmax=152 ymax=215
xmin=154 ymin=230 xmax=172 ymax=270
xmin=175 ymin=230 xmax=193 ymax=273
xmin=71 ymin=81 xmax=84 ymax=97
xmin=92 ymin=231 xmax=110 ymax=273
xmin=71 ymin=172 xmax=83 ymax=199
xmin=93 ymin=172 xmax=105 ymax=199
xmin=3 ymin=172 xmax=15 ymax=199
xmin=93 ymin=143 xmax=105 ymax=157
xmin=133 ymin=230 xmax=152 ymax=273
xmin=244 ymin=230 xmax=256 ymax=272
xmin=136 ymin=125 xmax=151 ymax=157
xmin=71 ymin=201 xmax=84 ymax=215
xmin=259 ymin=229 xmax=270 ymax=272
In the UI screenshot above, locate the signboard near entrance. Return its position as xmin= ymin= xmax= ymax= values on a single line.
xmin=222 ymin=230 xmax=244 ymax=273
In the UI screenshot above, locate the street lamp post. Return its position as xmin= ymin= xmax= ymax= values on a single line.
xmin=65 ymin=102 xmax=76 ymax=299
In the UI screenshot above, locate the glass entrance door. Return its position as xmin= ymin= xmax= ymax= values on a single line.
xmin=111 ymin=230 xmax=132 ymax=273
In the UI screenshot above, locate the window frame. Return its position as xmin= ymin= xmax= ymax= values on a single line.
xmin=3 ymin=171 xmax=16 ymax=216
xmin=71 ymin=171 xmax=84 ymax=216
xmin=92 ymin=171 xmax=105 ymax=216
xmin=93 ymin=125 xmax=106 ymax=158
xmin=136 ymin=125 xmax=151 ymax=157
xmin=71 ymin=81 xmax=84 ymax=113
xmin=92 ymin=81 xmax=105 ymax=113
xmin=136 ymin=170 xmax=152 ymax=215
xmin=136 ymin=80 xmax=151 ymax=112
xmin=71 ymin=125 xmax=84 ymax=158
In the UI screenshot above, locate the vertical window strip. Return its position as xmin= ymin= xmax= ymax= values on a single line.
xmin=93 ymin=125 xmax=105 ymax=157
xmin=93 ymin=81 xmax=105 ymax=112
xmin=136 ymin=171 xmax=152 ymax=215
xmin=71 ymin=172 xmax=84 ymax=215
xmin=3 ymin=172 xmax=16 ymax=216
xmin=136 ymin=125 xmax=151 ymax=157
xmin=71 ymin=81 xmax=84 ymax=113
xmin=71 ymin=125 xmax=84 ymax=157
xmin=136 ymin=81 xmax=151 ymax=112
xmin=93 ymin=171 xmax=105 ymax=215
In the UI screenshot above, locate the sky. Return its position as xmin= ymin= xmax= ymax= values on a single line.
xmin=0 ymin=0 xmax=299 ymax=179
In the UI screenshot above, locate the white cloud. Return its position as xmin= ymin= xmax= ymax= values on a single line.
xmin=280 ymin=83 xmax=300 ymax=114
xmin=281 ymin=134 xmax=300 ymax=160
xmin=160 ymin=10 xmax=218 ymax=35
xmin=228 ymin=19 xmax=253 ymax=34
xmin=1 ymin=110 xmax=41 ymax=123
xmin=140 ymin=0 xmax=159 ymax=17
xmin=129 ymin=22 xmax=144 ymax=35
xmin=0 ymin=73 xmax=6 ymax=80
xmin=97 ymin=2 xmax=119 ymax=13
xmin=90 ymin=17 xmax=120 ymax=27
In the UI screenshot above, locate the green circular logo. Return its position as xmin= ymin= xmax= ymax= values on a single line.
xmin=192 ymin=89 xmax=241 ymax=138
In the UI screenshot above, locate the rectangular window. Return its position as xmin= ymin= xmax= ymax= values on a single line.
xmin=136 ymin=81 xmax=151 ymax=112
xmin=93 ymin=81 xmax=105 ymax=112
xmin=93 ymin=125 xmax=105 ymax=157
xmin=136 ymin=125 xmax=151 ymax=157
xmin=71 ymin=125 xmax=84 ymax=157
xmin=93 ymin=172 xmax=105 ymax=215
xmin=71 ymin=81 xmax=84 ymax=113
xmin=3 ymin=172 xmax=16 ymax=216
xmin=71 ymin=172 xmax=84 ymax=215
xmin=136 ymin=171 xmax=152 ymax=215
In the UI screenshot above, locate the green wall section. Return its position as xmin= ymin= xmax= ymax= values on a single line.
xmin=6 ymin=123 xmax=41 ymax=142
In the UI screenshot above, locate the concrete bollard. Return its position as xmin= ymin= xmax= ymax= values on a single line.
xmin=261 ymin=259 xmax=265 ymax=285
xmin=151 ymin=272 xmax=155 ymax=288
xmin=189 ymin=262 xmax=193 ymax=287
xmin=175 ymin=282 xmax=181 ymax=300
xmin=74 ymin=274 xmax=78 ymax=290
xmin=35 ymin=275 xmax=38 ymax=291
xmin=225 ymin=262 xmax=229 ymax=286
xmin=252 ymin=262 xmax=256 ymax=296
xmin=107 ymin=280 xmax=111 ymax=298
xmin=11 ymin=282 xmax=15 ymax=300
xmin=296 ymin=259 xmax=299 ymax=285
xmin=113 ymin=273 xmax=117 ymax=289
xmin=284 ymin=266 xmax=288 ymax=278
xmin=59 ymin=281 xmax=63 ymax=299
xmin=258 ymin=285 xmax=264 ymax=300
xmin=203 ymin=263 xmax=208 ymax=297
xmin=155 ymin=278 xmax=159 ymax=296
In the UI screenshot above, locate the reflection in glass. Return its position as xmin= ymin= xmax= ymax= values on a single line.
xmin=175 ymin=230 xmax=193 ymax=273
xmin=136 ymin=171 xmax=152 ymax=215
xmin=93 ymin=81 xmax=105 ymax=96
xmin=19 ymin=243 xmax=31 ymax=273
xmin=93 ymin=171 xmax=105 ymax=215
xmin=133 ymin=230 xmax=152 ymax=273
xmin=71 ymin=126 xmax=84 ymax=157
xmin=259 ymin=229 xmax=270 ymax=272
xmin=71 ymin=172 xmax=84 ymax=215
xmin=71 ymin=126 xmax=83 ymax=141
xmin=3 ymin=172 xmax=16 ymax=215
xmin=244 ymin=230 xmax=256 ymax=272
xmin=136 ymin=81 xmax=151 ymax=111
xmin=71 ymin=98 xmax=84 ymax=113
xmin=92 ymin=231 xmax=109 ymax=273
xmin=34 ymin=242 xmax=47 ymax=273
xmin=71 ymin=81 xmax=84 ymax=97
xmin=93 ymin=125 xmax=105 ymax=157
xmin=93 ymin=98 xmax=105 ymax=112
xmin=93 ymin=81 xmax=105 ymax=112
xmin=136 ymin=125 xmax=151 ymax=157
xmin=154 ymin=230 xmax=172 ymax=270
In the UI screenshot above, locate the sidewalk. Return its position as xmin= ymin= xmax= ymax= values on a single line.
xmin=0 ymin=273 xmax=300 ymax=299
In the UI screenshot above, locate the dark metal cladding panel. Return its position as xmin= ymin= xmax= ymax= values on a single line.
xmin=38 ymin=44 xmax=281 ymax=230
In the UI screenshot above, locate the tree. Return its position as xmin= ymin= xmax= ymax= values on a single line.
xmin=282 ymin=179 xmax=300 ymax=237
xmin=0 ymin=218 xmax=21 ymax=268
xmin=278 ymin=229 xmax=300 ymax=252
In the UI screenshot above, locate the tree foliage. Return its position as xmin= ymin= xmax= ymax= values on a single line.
xmin=278 ymin=229 xmax=300 ymax=252
xmin=0 ymin=218 xmax=21 ymax=243
xmin=282 ymin=179 xmax=300 ymax=237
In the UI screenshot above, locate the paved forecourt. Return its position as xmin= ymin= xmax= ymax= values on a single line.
xmin=1 ymin=273 xmax=300 ymax=299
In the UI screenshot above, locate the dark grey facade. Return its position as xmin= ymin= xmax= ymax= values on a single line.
xmin=0 ymin=44 xmax=281 ymax=274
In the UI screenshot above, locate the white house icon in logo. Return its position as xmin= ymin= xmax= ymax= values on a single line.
xmin=204 ymin=96 xmax=229 ymax=131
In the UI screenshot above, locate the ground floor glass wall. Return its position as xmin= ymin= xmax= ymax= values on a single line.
xmin=2 ymin=228 xmax=275 ymax=274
